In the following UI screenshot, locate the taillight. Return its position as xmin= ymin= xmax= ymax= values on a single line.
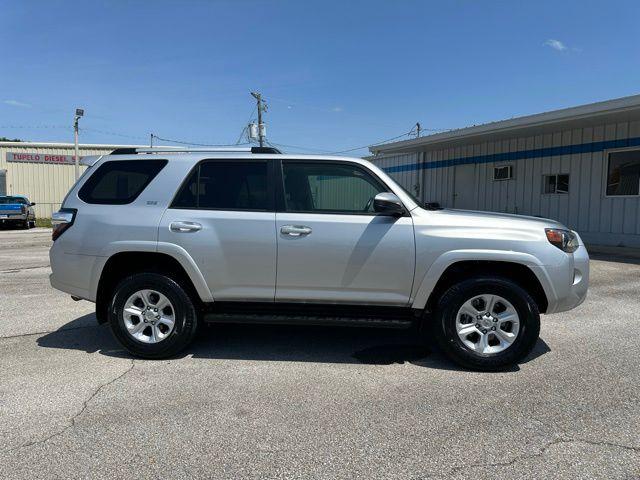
xmin=51 ymin=209 xmax=77 ymax=241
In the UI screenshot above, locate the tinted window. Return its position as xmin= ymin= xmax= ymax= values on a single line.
xmin=607 ymin=150 xmax=640 ymax=196
xmin=0 ymin=196 xmax=28 ymax=204
xmin=282 ymin=162 xmax=387 ymax=213
xmin=172 ymin=161 xmax=269 ymax=210
xmin=79 ymin=160 xmax=167 ymax=204
xmin=543 ymin=174 xmax=569 ymax=194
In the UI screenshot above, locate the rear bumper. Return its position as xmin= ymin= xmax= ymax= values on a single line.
xmin=49 ymin=242 xmax=100 ymax=302
xmin=49 ymin=273 xmax=93 ymax=301
xmin=0 ymin=214 xmax=27 ymax=222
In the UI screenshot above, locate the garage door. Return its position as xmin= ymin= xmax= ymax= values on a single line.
xmin=0 ymin=170 xmax=6 ymax=196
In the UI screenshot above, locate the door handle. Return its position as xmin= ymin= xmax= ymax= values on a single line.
xmin=280 ymin=225 xmax=312 ymax=236
xmin=170 ymin=221 xmax=202 ymax=233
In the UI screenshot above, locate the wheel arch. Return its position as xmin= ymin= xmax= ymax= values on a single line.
xmin=413 ymin=253 xmax=550 ymax=314
xmin=95 ymin=249 xmax=213 ymax=324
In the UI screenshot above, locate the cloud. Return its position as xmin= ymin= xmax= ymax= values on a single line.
xmin=3 ymin=99 xmax=32 ymax=108
xmin=331 ymin=106 xmax=344 ymax=112
xmin=543 ymin=39 xmax=568 ymax=51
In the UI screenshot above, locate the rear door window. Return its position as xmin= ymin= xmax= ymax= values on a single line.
xmin=78 ymin=160 xmax=167 ymax=204
xmin=171 ymin=161 xmax=270 ymax=211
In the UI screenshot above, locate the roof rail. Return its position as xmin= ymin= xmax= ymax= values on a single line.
xmin=109 ymin=146 xmax=282 ymax=155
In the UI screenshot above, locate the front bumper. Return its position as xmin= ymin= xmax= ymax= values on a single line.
xmin=534 ymin=244 xmax=589 ymax=314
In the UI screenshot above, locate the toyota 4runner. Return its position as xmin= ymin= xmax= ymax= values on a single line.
xmin=49 ymin=146 xmax=589 ymax=370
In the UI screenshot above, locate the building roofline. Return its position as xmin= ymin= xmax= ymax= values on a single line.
xmin=0 ymin=141 xmax=144 ymax=149
xmin=370 ymin=93 xmax=640 ymax=154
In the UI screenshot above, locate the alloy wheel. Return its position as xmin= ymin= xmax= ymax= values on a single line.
xmin=455 ymin=294 xmax=520 ymax=355
xmin=122 ymin=289 xmax=176 ymax=343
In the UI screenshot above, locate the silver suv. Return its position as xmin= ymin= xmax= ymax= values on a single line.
xmin=50 ymin=147 xmax=589 ymax=370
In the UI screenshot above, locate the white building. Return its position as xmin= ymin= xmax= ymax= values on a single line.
xmin=370 ymin=94 xmax=640 ymax=248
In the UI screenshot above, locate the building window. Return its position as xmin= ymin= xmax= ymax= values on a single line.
xmin=543 ymin=174 xmax=569 ymax=194
xmin=606 ymin=149 xmax=640 ymax=196
xmin=493 ymin=165 xmax=513 ymax=181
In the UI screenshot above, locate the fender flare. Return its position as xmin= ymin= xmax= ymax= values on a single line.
xmin=91 ymin=241 xmax=214 ymax=303
xmin=411 ymin=249 xmax=555 ymax=310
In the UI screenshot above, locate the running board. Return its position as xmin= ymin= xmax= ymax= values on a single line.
xmin=203 ymin=302 xmax=416 ymax=329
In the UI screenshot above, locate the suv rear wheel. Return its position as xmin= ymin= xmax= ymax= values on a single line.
xmin=108 ymin=273 xmax=199 ymax=359
xmin=432 ymin=277 xmax=540 ymax=371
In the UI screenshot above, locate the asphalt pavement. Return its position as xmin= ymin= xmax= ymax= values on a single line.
xmin=0 ymin=228 xmax=638 ymax=479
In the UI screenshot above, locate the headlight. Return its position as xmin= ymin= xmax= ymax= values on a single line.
xmin=545 ymin=228 xmax=579 ymax=253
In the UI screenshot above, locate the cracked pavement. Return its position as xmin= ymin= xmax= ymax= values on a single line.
xmin=0 ymin=228 xmax=639 ymax=479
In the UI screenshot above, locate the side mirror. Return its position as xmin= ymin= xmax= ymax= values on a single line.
xmin=373 ymin=192 xmax=405 ymax=216
xmin=30 ymin=202 xmax=36 ymax=206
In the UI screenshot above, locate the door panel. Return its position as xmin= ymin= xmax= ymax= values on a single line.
xmin=275 ymin=213 xmax=415 ymax=305
xmin=159 ymin=159 xmax=277 ymax=302
xmin=275 ymin=160 xmax=415 ymax=305
xmin=453 ymin=163 xmax=476 ymax=209
xmin=159 ymin=209 xmax=276 ymax=301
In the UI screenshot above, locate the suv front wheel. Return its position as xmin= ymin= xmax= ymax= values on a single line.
xmin=109 ymin=273 xmax=199 ymax=359
xmin=433 ymin=277 xmax=540 ymax=371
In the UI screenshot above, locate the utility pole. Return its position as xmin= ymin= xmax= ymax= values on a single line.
xmin=415 ymin=122 xmax=421 ymax=138
xmin=150 ymin=133 xmax=154 ymax=147
xmin=73 ymin=108 xmax=84 ymax=181
xmin=250 ymin=92 xmax=267 ymax=147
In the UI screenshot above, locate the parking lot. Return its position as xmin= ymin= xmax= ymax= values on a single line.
xmin=0 ymin=228 xmax=638 ymax=479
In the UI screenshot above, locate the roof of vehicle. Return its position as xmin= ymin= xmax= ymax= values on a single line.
xmin=80 ymin=147 xmax=369 ymax=167
xmin=0 ymin=194 xmax=28 ymax=199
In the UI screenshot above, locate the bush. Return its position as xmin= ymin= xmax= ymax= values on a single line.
xmin=35 ymin=218 xmax=52 ymax=228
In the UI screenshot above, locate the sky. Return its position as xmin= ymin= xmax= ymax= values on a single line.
xmin=1 ymin=0 xmax=640 ymax=155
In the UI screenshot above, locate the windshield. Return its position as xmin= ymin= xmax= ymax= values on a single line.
xmin=0 ymin=196 xmax=27 ymax=205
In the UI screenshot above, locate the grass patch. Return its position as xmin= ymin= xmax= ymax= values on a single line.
xmin=36 ymin=218 xmax=52 ymax=228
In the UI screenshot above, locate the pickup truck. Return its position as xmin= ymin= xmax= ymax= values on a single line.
xmin=0 ymin=195 xmax=36 ymax=229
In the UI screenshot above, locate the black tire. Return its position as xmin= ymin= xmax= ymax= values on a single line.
xmin=108 ymin=273 xmax=199 ymax=359
xmin=432 ymin=277 xmax=540 ymax=371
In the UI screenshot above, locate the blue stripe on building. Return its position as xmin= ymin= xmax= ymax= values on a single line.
xmin=382 ymin=136 xmax=640 ymax=174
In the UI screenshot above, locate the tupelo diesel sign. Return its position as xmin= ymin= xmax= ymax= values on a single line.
xmin=6 ymin=152 xmax=84 ymax=165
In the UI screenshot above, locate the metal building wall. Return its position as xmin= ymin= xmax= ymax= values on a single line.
xmin=371 ymin=152 xmax=423 ymax=197
xmin=373 ymin=119 xmax=640 ymax=247
xmin=0 ymin=144 xmax=116 ymax=219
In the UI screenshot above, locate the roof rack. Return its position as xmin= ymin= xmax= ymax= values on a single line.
xmin=109 ymin=146 xmax=282 ymax=155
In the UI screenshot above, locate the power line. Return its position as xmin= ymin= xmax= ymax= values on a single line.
xmin=328 ymin=131 xmax=414 ymax=154
xmin=269 ymin=127 xmax=424 ymax=155
xmin=0 ymin=125 xmax=71 ymax=130
xmin=80 ymin=127 xmax=147 ymax=140
xmin=151 ymin=135 xmax=250 ymax=147
xmin=237 ymin=104 xmax=257 ymax=145
xmin=268 ymin=141 xmax=334 ymax=154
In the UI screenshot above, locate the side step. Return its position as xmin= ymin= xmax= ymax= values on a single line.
xmin=203 ymin=302 xmax=417 ymax=329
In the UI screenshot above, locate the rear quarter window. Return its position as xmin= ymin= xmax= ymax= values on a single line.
xmin=78 ymin=160 xmax=167 ymax=205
